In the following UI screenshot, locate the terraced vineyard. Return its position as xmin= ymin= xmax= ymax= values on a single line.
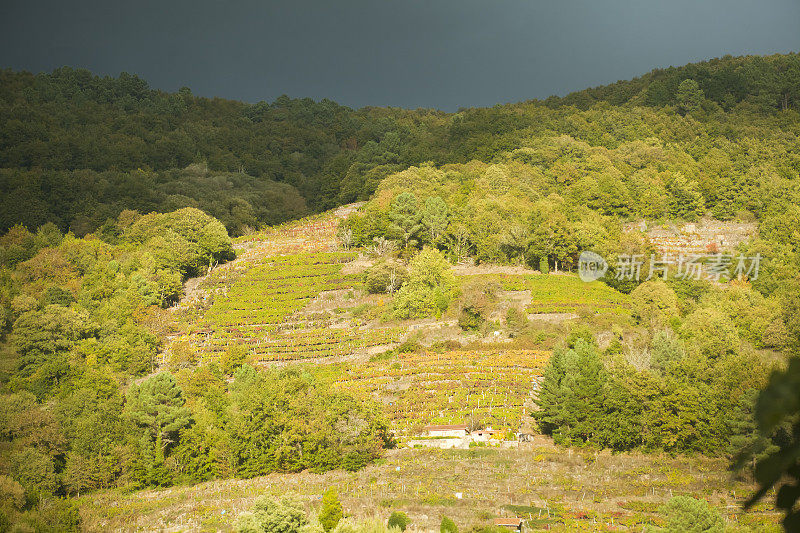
xmin=166 ymin=203 xmax=412 ymax=363
xmin=181 ymin=251 xmax=408 ymax=362
xmin=460 ymin=273 xmax=631 ymax=315
xmin=323 ymin=349 xmax=549 ymax=433
xmin=168 ymin=206 xmax=632 ymax=430
xmin=522 ymin=275 xmax=630 ymax=315
xmin=205 ymin=252 xmax=359 ymax=329
xmin=233 ymin=203 xmax=362 ymax=259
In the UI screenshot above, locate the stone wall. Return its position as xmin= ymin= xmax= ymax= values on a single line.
xmin=623 ymin=218 xmax=757 ymax=256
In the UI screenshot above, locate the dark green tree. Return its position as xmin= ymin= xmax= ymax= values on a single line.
xmin=676 ymin=79 xmax=705 ymax=114
xmin=534 ymin=339 xmax=606 ymax=445
xmin=124 ymin=372 xmax=191 ymax=449
xmin=659 ymin=496 xmax=724 ymax=533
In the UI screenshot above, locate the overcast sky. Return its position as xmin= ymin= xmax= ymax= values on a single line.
xmin=1 ymin=0 xmax=799 ymax=111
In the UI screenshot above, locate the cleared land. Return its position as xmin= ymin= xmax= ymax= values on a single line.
xmin=78 ymin=440 xmax=780 ymax=532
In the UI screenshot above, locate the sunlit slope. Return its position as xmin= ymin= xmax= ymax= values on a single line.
xmin=324 ymin=349 xmax=549 ymax=433
xmin=167 ymin=204 xmax=635 ymax=437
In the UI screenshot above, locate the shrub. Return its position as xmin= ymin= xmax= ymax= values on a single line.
xmin=393 ymin=248 xmax=456 ymax=319
xmin=505 ymin=307 xmax=526 ymax=332
xmin=363 ymin=260 xmax=409 ymax=294
xmin=235 ymin=496 xmax=308 ymax=533
xmin=658 ymin=496 xmax=724 ymax=533
xmin=457 ymin=279 xmax=499 ymax=331
xmin=397 ymin=340 xmax=421 ymax=353
xmin=319 ymin=487 xmax=343 ymax=532
xmin=538 ymin=256 xmax=549 ymax=274
xmin=12 ymin=498 xmax=81 ymax=533
xmin=440 ymin=516 xmax=458 ymax=533
xmin=387 ymin=511 xmax=410 ymax=531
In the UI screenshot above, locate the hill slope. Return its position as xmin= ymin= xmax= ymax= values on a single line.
xmin=1 ymin=53 xmax=799 ymax=235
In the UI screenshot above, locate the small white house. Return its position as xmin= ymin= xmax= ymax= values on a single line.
xmin=423 ymin=424 xmax=468 ymax=438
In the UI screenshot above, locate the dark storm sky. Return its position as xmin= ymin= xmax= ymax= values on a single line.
xmin=1 ymin=0 xmax=799 ymax=111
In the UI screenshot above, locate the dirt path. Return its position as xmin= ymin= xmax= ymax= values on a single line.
xmin=453 ymin=264 xmax=539 ymax=276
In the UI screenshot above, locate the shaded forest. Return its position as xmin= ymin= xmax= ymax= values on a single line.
xmin=1 ymin=53 xmax=799 ymax=236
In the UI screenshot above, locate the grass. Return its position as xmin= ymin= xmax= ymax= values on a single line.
xmin=78 ymin=443 xmax=781 ymax=533
xmin=458 ymin=273 xmax=631 ymax=315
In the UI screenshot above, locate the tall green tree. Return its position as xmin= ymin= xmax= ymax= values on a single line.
xmin=388 ymin=193 xmax=422 ymax=249
xmin=421 ymin=196 xmax=449 ymax=246
xmin=124 ymin=372 xmax=191 ymax=449
xmin=393 ymin=247 xmax=456 ymax=319
xmin=318 ymin=487 xmax=343 ymax=532
xmin=534 ymin=339 xmax=606 ymax=445
xmin=676 ymin=79 xmax=705 ymax=114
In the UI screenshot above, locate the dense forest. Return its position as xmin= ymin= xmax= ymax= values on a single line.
xmin=1 ymin=53 xmax=800 ymax=530
xmin=1 ymin=53 xmax=799 ymax=235
xmin=0 ymin=208 xmax=391 ymax=531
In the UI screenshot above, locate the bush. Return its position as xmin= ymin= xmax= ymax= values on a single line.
xmin=319 ymin=487 xmax=343 ymax=532
xmin=538 ymin=256 xmax=549 ymax=274
xmin=12 ymin=498 xmax=81 ymax=533
xmin=387 ymin=511 xmax=410 ymax=531
xmin=235 ymin=497 xmax=308 ymax=533
xmin=397 ymin=340 xmax=421 ymax=353
xmin=440 ymin=516 xmax=458 ymax=533
xmin=658 ymin=496 xmax=724 ymax=533
xmin=457 ymin=279 xmax=499 ymax=331
xmin=505 ymin=307 xmax=526 ymax=332
xmin=363 ymin=260 xmax=409 ymax=294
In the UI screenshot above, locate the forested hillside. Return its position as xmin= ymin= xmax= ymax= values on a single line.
xmin=1 ymin=53 xmax=800 ymax=531
xmin=1 ymin=53 xmax=799 ymax=236
xmin=0 ymin=208 xmax=391 ymax=531
xmin=545 ymin=53 xmax=800 ymax=111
